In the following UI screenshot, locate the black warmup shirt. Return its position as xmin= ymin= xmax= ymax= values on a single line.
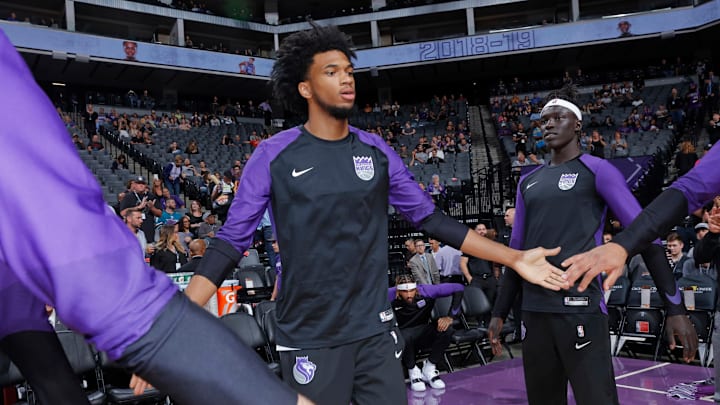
xmin=215 ymin=126 xmax=438 ymax=349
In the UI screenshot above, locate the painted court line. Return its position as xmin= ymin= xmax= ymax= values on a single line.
xmin=614 ymin=362 xmax=670 ymax=380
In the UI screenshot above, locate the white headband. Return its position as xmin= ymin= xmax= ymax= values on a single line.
xmin=396 ymin=283 xmax=417 ymax=291
xmin=541 ymin=98 xmax=583 ymax=121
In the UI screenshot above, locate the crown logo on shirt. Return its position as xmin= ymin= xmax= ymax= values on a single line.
xmin=353 ymin=156 xmax=374 ymax=181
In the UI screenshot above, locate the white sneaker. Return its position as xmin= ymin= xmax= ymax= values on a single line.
xmin=409 ymin=366 xmax=426 ymax=392
xmin=422 ymin=360 xmax=445 ymax=389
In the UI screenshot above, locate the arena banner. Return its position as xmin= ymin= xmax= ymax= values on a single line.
xmin=0 ymin=21 xmax=273 ymax=78
xmin=354 ymin=0 xmax=719 ymax=68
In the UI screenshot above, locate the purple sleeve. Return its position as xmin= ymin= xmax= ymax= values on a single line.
xmin=388 ymin=287 xmax=397 ymax=302
xmin=417 ymin=283 xmax=464 ymax=316
xmin=0 ymin=30 xmax=176 ymax=359
xmin=586 ymin=156 xmax=660 ymax=244
xmin=670 ymin=143 xmax=720 ymax=213
xmin=355 ymin=129 xmax=435 ymax=227
xmin=216 ymin=131 xmax=301 ymax=252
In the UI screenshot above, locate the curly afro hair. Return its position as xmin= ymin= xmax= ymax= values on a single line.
xmin=270 ymin=22 xmax=356 ymax=117
xmin=543 ymin=83 xmax=579 ymax=107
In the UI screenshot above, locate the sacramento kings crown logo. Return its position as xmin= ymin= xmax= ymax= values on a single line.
xmin=293 ymin=356 xmax=317 ymax=385
xmin=353 ymin=156 xmax=375 ymax=181
xmin=558 ymin=173 xmax=579 ymax=191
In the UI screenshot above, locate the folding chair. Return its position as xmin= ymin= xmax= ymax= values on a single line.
xmin=437 ymin=286 xmax=492 ymax=369
xmin=55 ymin=331 xmax=106 ymax=405
xmin=606 ymin=276 xmax=631 ymax=356
xmin=678 ymin=274 xmax=717 ymax=366
xmin=220 ymin=312 xmax=281 ymax=376
xmin=0 ymin=351 xmax=30 ymax=405
xmin=616 ymin=278 xmax=666 ymax=360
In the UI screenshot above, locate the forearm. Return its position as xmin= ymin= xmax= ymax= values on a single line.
xmin=640 ymin=244 xmax=685 ymax=316
xmin=491 ymin=269 xmax=521 ymax=319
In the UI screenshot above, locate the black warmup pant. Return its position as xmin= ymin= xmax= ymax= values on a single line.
xmin=400 ymin=323 xmax=454 ymax=369
xmin=279 ymin=327 xmax=407 ymax=405
xmin=521 ymin=311 xmax=618 ymax=405
xmin=119 ymin=292 xmax=297 ymax=405
xmin=0 ymin=331 xmax=90 ymax=405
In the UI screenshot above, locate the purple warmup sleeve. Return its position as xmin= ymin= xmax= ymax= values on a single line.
xmin=417 ymin=284 xmax=464 ymax=316
xmin=670 ymin=143 xmax=720 ymax=213
xmin=0 ymin=29 xmax=177 ymax=359
xmin=589 ymin=157 xmax=684 ymax=315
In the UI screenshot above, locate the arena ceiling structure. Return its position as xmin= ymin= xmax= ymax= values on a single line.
xmin=3 ymin=0 xmax=720 ymax=104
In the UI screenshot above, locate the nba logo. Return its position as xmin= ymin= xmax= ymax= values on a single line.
xmin=576 ymin=325 xmax=585 ymax=338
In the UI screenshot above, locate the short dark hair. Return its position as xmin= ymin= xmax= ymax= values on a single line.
xmin=544 ymin=83 xmax=579 ymax=106
xmin=270 ymin=22 xmax=356 ymax=117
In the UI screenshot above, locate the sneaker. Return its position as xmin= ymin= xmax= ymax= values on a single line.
xmin=409 ymin=366 xmax=426 ymax=392
xmin=422 ymin=360 xmax=446 ymax=389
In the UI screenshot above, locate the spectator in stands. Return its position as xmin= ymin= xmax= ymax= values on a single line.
xmin=86 ymin=134 xmax=104 ymax=153
xmin=84 ymin=104 xmax=98 ymax=137
xmin=684 ymin=222 xmax=711 ymax=275
xmin=198 ymin=212 xmax=220 ymax=239
xmin=427 ymin=174 xmax=446 ymax=207
xmin=675 ymin=140 xmax=698 ymax=177
xmin=220 ymin=134 xmax=233 ymax=146
xmin=667 ymin=87 xmax=685 ymax=130
xmin=111 ymin=154 xmax=128 ymax=172
xmin=610 ymin=131 xmax=629 ymax=158
xmin=178 ymin=239 xmax=206 ymax=273
xmin=429 ymin=237 xmax=462 ymax=284
xmin=589 ymin=130 xmax=606 ymax=158
xmin=184 ymin=139 xmax=200 ymax=155
xmin=390 ymin=274 xmax=461 ymax=392
xmin=71 ymin=133 xmax=85 ymax=150
xmin=460 ymin=223 xmax=498 ymax=324
xmin=707 ymin=113 xmax=720 ymax=145
xmin=426 ymin=148 xmax=444 ymax=165
xmin=512 ymin=151 xmax=534 ymax=169
xmin=403 ymin=238 xmax=417 ymax=264
xmin=124 ymin=208 xmax=153 ymax=257
xmin=667 ymin=232 xmax=688 ymax=280
xmin=401 ymin=121 xmax=416 ymax=137
xmin=161 ymin=187 xmax=185 ymax=210
xmin=119 ymin=176 xmax=160 ymax=243
xmin=181 ymin=158 xmax=199 ymax=179
xmin=163 ymin=155 xmax=184 ymax=196
xmin=158 ymin=198 xmax=183 ymax=225
xmin=409 ymin=239 xmax=441 ymax=285
xmin=187 ymin=200 xmax=205 ymax=237
xmin=177 ymin=216 xmax=194 ymax=253
xmin=150 ymin=223 xmax=187 ymax=273
xmin=410 ymin=145 xmax=427 ymax=166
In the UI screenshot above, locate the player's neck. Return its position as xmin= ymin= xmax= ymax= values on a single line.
xmin=305 ymin=111 xmax=349 ymax=141
xmin=549 ymin=144 xmax=581 ymax=166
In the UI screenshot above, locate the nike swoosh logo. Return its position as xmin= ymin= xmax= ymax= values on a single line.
xmin=395 ymin=350 xmax=403 ymax=359
xmin=575 ymin=341 xmax=592 ymax=350
xmin=526 ymin=181 xmax=539 ymax=190
xmin=291 ymin=167 xmax=314 ymax=177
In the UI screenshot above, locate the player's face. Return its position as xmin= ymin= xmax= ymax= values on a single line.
xmin=540 ymin=106 xmax=581 ymax=152
xmin=302 ymin=50 xmax=355 ymax=119
xmin=398 ymin=289 xmax=417 ymax=304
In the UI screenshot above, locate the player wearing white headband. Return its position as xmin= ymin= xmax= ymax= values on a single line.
xmin=489 ymin=85 xmax=696 ymax=405
xmin=389 ymin=274 xmax=463 ymax=392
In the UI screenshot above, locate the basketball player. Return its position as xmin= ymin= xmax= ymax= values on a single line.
xmin=0 ymin=29 xmax=308 ymax=405
xmin=184 ymin=22 xmax=567 ymax=405
xmin=488 ymin=86 xmax=697 ymax=405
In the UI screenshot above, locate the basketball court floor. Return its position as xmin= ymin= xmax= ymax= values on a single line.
xmin=407 ymin=357 xmax=715 ymax=404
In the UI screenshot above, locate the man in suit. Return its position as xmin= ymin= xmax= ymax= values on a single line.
xmin=178 ymin=239 xmax=206 ymax=273
xmin=409 ymin=239 xmax=440 ymax=284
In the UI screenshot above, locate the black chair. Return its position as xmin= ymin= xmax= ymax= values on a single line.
xmin=616 ymin=278 xmax=666 ymax=360
xmin=678 ymin=274 xmax=717 ymax=366
xmin=233 ymin=268 xmax=273 ymax=303
xmin=606 ymin=276 xmax=631 ymax=356
xmin=0 ymin=350 xmax=31 ymax=405
xmin=55 ymin=331 xmax=106 ymax=405
xmin=438 ymin=286 xmax=490 ymax=369
xmin=220 ymin=312 xmax=281 ymax=376
xmin=97 ymin=351 xmax=167 ymax=405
